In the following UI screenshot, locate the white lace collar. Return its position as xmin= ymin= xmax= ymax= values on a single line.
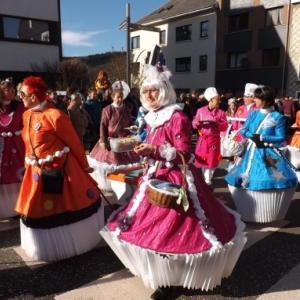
xmin=144 ymin=103 xmax=184 ymax=133
xmin=260 ymin=108 xmax=273 ymax=114
xmin=30 ymin=100 xmax=47 ymax=111
xmin=111 ymin=103 xmax=123 ymax=108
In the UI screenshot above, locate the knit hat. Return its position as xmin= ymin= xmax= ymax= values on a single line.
xmin=204 ymin=87 xmax=218 ymax=101
xmin=244 ymin=83 xmax=258 ymax=97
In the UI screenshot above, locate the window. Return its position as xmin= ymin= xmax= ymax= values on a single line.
xmin=41 ymin=31 xmax=50 ymax=42
xmin=159 ymin=30 xmax=166 ymax=44
xmin=200 ymin=21 xmax=209 ymax=38
xmin=228 ymin=52 xmax=247 ymax=68
xmin=199 ymin=55 xmax=207 ymax=71
xmin=229 ymin=13 xmax=248 ymax=32
xmin=3 ymin=16 xmax=50 ymax=42
xmin=262 ymin=48 xmax=280 ymax=67
xmin=265 ymin=7 xmax=283 ymax=26
xmin=131 ymin=36 xmax=140 ymax=49
xmin=176 ymin=57 xmax=191 ymax=72
xmin=176 ymin=25 xmax=192 ymax=42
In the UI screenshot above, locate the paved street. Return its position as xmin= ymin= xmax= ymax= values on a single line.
xmin=1 ymin=159 xmax=300 ymax=300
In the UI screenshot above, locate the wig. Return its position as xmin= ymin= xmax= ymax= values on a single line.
xmin=23 ymin=76 xmax=48 ymax=100
xmin=95 ymin=70 xmax=111 ymax=94
xmin=140 ymin=64 xmax=176 ymax=111
xmin=96 ymin=70 xmax=108 ymax=82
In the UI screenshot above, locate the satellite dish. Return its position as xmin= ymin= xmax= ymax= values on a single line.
xmin=239 ymin=57 xmax=250 ymax=69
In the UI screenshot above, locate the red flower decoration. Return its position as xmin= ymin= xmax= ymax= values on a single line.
xmin=201 ymin=156 xmax=207 ymax=161
xmin=237 ymin=109 xmax=243 ymax=115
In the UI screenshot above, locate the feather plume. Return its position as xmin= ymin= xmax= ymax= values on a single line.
xmin=143 ymin=62 xmax=172 ymax=82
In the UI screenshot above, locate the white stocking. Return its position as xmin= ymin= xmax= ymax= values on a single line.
xmin=202 ymin=168 xmax=215 ymax=185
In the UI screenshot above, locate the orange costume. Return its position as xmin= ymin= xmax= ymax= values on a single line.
xmin=286 ymin=110 xmax=300 ymax=169
xmin=15 ymin=102 xmax=104 ymax=261
xmin=289 ymin=110 xmax=300 ymax=147
xmin=95 ymin=70 xmax=111 ymax=95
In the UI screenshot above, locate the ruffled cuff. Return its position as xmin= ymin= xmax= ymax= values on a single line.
xmin=158 ymin=143 xmax=176 ymax=161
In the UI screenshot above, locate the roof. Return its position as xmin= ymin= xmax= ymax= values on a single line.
xmin=135 ymin=0 xmax=217 ymax=25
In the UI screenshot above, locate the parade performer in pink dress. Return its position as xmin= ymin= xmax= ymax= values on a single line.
xmin=100 ymin=63 xmax=246 ymax=300
xmin=233 ymin=83 xmax=258 ymax=141
xmin=88 ymin=87 xmax=140 ymax=190
xmin=0 ymin=80 xmax=26 ymax=219
xmin=192 ymin=87 xmax=228 ymax=189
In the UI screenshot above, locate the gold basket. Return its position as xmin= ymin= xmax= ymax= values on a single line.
xmin=147 ymin=152 xmax=186 ymax=208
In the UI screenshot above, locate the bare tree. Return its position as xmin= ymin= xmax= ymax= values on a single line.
xmin=58 ymin=58 xmax=92 ymax=92
xmin=29 ymin=58 xmax=60 ymax=88
xmin=96 ymin=52 xmax=127 ymax=83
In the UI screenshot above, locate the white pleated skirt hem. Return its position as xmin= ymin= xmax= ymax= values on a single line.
xmin=87 ymin=156 xmax=140 ymax=191
xmin=100 ymin=227 xmax=246 ymax=291
xmin=20 ymin=204 xmax=104 ymax=262
xmin=228 ymin=185 xmax=296 ymax=223
xmin=0 ymin=183 xmax=20 ymax=219
xmin=285 ymin=146 xmax=300 ymax=169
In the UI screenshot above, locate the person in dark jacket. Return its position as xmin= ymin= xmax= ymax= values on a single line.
xmin=83 ymin=88 xmax=102 ymax=147
xmin=46 ymin=89 xmax=68 ymax=114
xmin=219 ymin=89 xmax=233 ymax=112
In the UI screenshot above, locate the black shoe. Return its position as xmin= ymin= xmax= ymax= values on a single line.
xmin=150 ymin=286 xmax=173 ymax=300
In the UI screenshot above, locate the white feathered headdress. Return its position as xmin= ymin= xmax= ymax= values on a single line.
xmin=111 ymin=80 xmax=130 ymax=99
xmin=143 ymin=62 xmax=172 ymax=82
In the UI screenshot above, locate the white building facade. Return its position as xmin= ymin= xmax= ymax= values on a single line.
xmin=287 ymin=0 xmax=300 ymax=99
xmin=130 ymin=0 xmax=218 ymax=95
xmin=0 ymin=0 xmax=62 ymax=82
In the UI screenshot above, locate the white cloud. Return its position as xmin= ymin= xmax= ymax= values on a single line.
xmin=62 ymin=30 xmax=106 ymax=47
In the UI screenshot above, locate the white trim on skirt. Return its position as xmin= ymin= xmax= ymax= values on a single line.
xmin=87 ymin=155 xmax=140 ymax=191
xmin=228 ymin=185 xmax=296 ymax=223
xmin=100 ymin=226 xmax=246 ymax=290
xmin=20 ymin=204 xmax=104 ymax=262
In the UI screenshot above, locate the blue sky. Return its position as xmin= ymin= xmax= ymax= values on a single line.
xmin=60 ymin=0 xmax=166 ymax=57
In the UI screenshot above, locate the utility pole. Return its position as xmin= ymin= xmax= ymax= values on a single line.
xmin=119 ymin=3 xmax=160 ymax=87
xmin=126 ymin=3 xmax=131 ymax=88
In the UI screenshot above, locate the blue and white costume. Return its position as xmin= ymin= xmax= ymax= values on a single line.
xmin=225 ymin=108 xmax=298 ymax=223
xmin=226 ymin=108 xmax=297 ymax=190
